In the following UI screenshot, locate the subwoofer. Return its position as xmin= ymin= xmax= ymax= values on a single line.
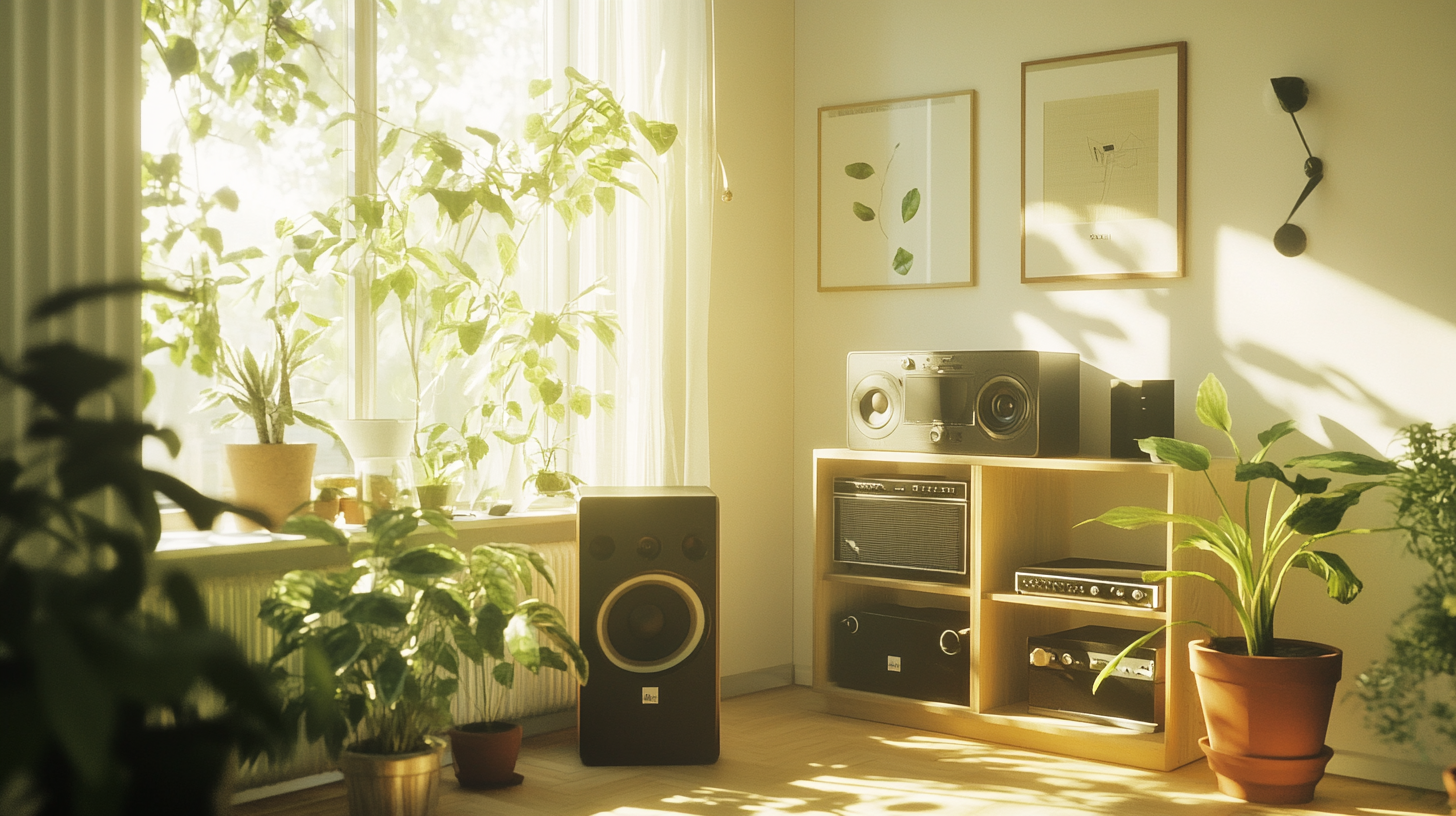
xmin=577 ymin=486 xmax=719 ymax=766
xmin=847 ymin=350 xmax=1081 ymax=457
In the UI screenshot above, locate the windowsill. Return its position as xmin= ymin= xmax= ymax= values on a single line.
xmin=153 ymin=507 xmax=578 ymax=580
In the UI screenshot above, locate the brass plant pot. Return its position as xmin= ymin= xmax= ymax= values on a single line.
xmin=225 ymin=443 xmax=317 ymax=531
xmin=338 ymin=737 xmax=447 ymax=816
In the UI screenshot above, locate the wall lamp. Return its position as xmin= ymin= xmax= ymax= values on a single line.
xmin=1271 ymin=76 xmax=1322 ymax=257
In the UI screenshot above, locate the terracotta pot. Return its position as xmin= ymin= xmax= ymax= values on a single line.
xmin=338 ymin=737 xmax=446 ymax=816
xmin=225 ymin=443 xmax=317 ymax=531
xmin=448 ymin=721 xmax=524 ymax=789
xmin=1444 ymin=765 xmax=1456 ymax=809
xmin=1190 ymin=638 xmax=1342 ymax=804
xmin=417 ymin=482 xmax=461 ymax=515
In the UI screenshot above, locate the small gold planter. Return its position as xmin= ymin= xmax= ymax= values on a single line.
xmin=338 ymin=737 xmax=447 ymax=816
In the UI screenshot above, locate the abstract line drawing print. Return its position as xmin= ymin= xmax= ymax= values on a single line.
xmin=1042 ymin=89 xmax=1159 ymax=223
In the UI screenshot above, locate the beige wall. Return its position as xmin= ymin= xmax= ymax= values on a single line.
xmin=709 ymin=0 xmax=797 ymax=680
xmin=792 ymin=0 xmax=1456 ymax=788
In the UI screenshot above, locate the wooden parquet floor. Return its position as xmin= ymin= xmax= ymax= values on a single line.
xmin=234 ymin=685 xmax=1450 ymax=815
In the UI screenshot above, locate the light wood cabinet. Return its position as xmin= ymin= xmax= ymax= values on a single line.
xmin=812 ymin=448 xmax=1240 ymax=771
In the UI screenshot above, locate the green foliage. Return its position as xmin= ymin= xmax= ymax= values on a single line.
xmin=1357 ymin=422 xmax=1456 ymax=753
xmin=1 ymin=283 xmax=283 ymax=814
xmin=845 ymin=142 xmax=921 ymax=277
xmin=452 ymin=543 xmax=587 ymax=724
xmin=1083 ymin=374 xmax=1400 ymax=690
xmin=262 ymin=508 xmax=464 ymax=756
xmin=416 ymin=422 xmax=489 ymax=487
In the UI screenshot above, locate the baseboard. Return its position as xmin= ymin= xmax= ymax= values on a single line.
xmin=232 ymin=771 xmax=343 ymax=805
xmin=794 ymin=662 xmax=813 ymax=686
xmin=1327 ymin=748 xmax=1446 ymax=792
xmin=723 ymin=663 xmax=795 ymax=698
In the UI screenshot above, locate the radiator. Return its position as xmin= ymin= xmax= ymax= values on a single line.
xmin=169 ymin=538 xmax=580 ymax=790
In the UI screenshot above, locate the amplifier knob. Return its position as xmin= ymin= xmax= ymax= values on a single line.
xmin=1131 ymin=589 xmax=1146 ymax=602
xmin=900 ymin=356 xmax=916 ymax=370
xmin=1114 ymin=587 xmax=1126 ymax=598
xmin=1061 ymin=652 xmax=1073 ymax=666
xmin=1089 ymin=585 xmax=1100 ymax=597
xmin=929 ymin=427 xmax=943 ymax=443
xmin=1030 ymin=647 xmax=1054 ymax=667
xmin=842 ymin=615 xmax=859 ymax=634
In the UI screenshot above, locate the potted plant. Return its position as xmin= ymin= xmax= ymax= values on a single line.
xmin=1355 ymin=422 xmax=1456 ymax=795
xmin=260 ymin=508 xmax=466 ymax=816
xmin=415 ymin=421 xmax=488 ymax=515
xmin=445 ymin=542 xmax=588 ymax=788
xmin=0 ymin=282 xmax=285 ymax=815
xmin=1083 ymin=373 xmax=1399 ymax=804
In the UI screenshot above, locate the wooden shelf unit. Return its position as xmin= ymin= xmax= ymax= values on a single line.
xmin=812 ymin=448 xmax=1239 ymax=771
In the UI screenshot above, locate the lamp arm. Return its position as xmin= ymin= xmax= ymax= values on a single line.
xmin=1285 ymin=173 xmax=1323 ymax=223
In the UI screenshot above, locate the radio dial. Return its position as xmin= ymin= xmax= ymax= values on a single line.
xmin=929 ymin=427 xmax=943 ymax=443
xmin=1030 ymin=647 xmax=1054 ymax=667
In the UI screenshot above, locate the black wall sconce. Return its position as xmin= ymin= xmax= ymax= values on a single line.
xmin=1271 ymin=76 xmax=1322 ymax=257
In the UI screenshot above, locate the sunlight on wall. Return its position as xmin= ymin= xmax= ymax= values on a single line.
xmin=1013 ymin=288 xmax=1170 ymax=378
xmin=1214 ymin=226 xmax=1456 ymax=451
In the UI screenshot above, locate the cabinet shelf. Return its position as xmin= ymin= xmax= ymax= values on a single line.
xmin=812 ymin=448 xmax=1240 ymax=772
xmin=983 ymin=592 xmax=1166 ymax=620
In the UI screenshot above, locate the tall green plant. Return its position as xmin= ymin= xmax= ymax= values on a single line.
xmin=1357 ymin=422 xmax=1456 ymax=753
xmin=1083 ymin=374 xmax=1400 ymax=687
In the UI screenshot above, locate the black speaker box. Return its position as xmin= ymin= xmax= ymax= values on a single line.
xmin=577 ymin=486 xmax=719 ymax=766
xmin=831 ymin=603 xmax=970 ymax=705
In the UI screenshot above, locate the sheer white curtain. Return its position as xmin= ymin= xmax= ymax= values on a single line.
xmin=1 ymin=0 xmax=141 ymax=438
xmin=563 ymin=0 xmax=714 ymax=488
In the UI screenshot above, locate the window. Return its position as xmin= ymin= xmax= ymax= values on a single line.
xmin=140 ymin=0 xmax=710 ymax=508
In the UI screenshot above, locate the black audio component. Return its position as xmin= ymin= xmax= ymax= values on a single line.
xmin=1079 ymin=375 xmax=1176 ymax=459
xmin=577 ymin=487 xmax=719 ymax=766
xmin=847 ymin=350 xmax=1081 ymax=457
xmin=833 ymin=476 xmax=968 ymax=575
xmin=832 ymin=604 xmax=970 ymax=705
xmin=1014 ymin=557 xmax=1164 ymax=609
xmin=1028 ymin=625 xmax=1165 ymax=732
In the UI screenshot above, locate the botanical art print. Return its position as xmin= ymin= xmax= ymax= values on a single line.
xmin=1022 ymin=42 xmax=1185 ymax=282
xmin=819 ymin=91 xmax=975 ymax=290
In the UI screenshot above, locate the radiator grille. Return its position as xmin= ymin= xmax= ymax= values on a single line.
xmin=167 ymin=538 xmax=579 ymax=790
xmin=834 ymin=496 xmax=967 ymax=574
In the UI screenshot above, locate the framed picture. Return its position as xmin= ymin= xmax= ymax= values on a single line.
xmin=1022 ymin=42 xmax=1186 ymax=283
xmin=818 ymin=90 xmax=976 ymax=291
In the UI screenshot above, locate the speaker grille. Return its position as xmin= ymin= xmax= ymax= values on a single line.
xmin=834 ymin=496 xmax=966 ymax=574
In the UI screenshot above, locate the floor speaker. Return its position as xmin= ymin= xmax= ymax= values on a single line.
xmin=577 ymin=486 xmax=719 ymax=765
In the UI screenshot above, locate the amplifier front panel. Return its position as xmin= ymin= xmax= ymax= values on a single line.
xmin=833 ymin=495 xmax=967 ymax=575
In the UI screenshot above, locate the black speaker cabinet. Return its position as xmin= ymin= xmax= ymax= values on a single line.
xmin=847 ymin=350 xmax=1081 ymax=457
xmin=832 ymin=604 xmax=970 ymax=705
xmin=577 ymin=486 xmax=719 ymax=766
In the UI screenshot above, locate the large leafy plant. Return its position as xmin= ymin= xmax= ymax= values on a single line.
xmin=1357 ymin=422 xmax=1456 ymax=752
xmin=0 ymin=282 xmax=284 ymax=815
xmin=260 ymin=508 xmax=467 ymax=756
xmin=1084 ymin=374 xmax=1400 ymax=684
xmin=452 ymin=543 xmax=588 ymax=725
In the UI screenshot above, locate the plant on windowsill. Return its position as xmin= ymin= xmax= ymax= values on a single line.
xmin=260 ymin=508 xmax=465 ymax=816
xmin=1082 ymin=373 xmax=1400 ymax=805
xmin=415 ymin=422 xmax=487 ymax=515
xmin=445 ymin=542 xmax=587 ymax=788
xmin=1354 ymin=422 xmax=1456 ymax=796
xmin=0 ymin=282 xmax=285 ymax=816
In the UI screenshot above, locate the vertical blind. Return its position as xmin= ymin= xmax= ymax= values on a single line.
xmin=1 ymin=0 xmax=141 ymax=437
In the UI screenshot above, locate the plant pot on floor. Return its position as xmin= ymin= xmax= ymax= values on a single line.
xmin=448 ymin=721 xmax=524 ymax=789
xmin=1191 ymin=637 xmax=1342 ymax=805
xmin=338 ymin=737 xmax=447 ymax=816
xmin=226 ymin=442 xmax=317 ymax=531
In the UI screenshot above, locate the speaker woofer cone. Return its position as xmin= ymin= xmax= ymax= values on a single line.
xmin=977 ymin=375 xmax=1032 ymax=440
xmin=851 ymin=373 xmax=900 ymax=438
xmin=596 ymin=572 xmax=707 ymax=674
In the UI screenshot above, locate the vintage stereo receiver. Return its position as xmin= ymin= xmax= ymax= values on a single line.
xmin=1028 ymin=625 xmax=1165 ymax=733
xmin=1014 ymin=557 xmax=1164 ymax=610
xmin=846 ymin=350 xmax=1173 ymax=459
xmin=833 ymin=603 xmax=970 ymax=705
xmin=833 ymin=476 xmax=967 ymax=576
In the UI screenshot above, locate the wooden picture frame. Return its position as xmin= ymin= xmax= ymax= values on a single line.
xmin=818 ymin=90 xmax=977 ymax=292
xmin=1022 ymin=42 xmax=1186 ymax=283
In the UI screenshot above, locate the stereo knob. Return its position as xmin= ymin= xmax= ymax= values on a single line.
xmin=1131 ymin=589 xmax=1146 ymax=602
xmin=637 ymin=536 xmax=661 ymax=559
xmin=1030 ymin=647 xmax=1053 ymax=667
xmin=1090 ymin=585 xmax=1100 ymax=597
xmin=1061 ymin=652 xmax=1073 ymax=666
xmin=842 ymin=615 xmax=859 ymax=634
xmin=900 ymin=356 xmax=916 ymax=370
xmin=929 ymin=427 xmax=943 ymax=443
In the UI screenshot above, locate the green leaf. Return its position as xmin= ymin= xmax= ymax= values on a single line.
xmin=492 ymin=661 xmax=515 ymax=689
xmin=901 ymin=188 xmax=921 ymax=222
xmin=375 ymin=650 xmax=408 ymax=706
xmin=1253 ymin=419 xmax=1297 ymax=463
xmin=537 ymin=378 xmax=564 ymax=406
xmin=281 ymin=514 xmax=349 ymax=548
xmin=451 ymin=619 xmax=484 ymax=664
xmin=1287 ymin=491 xmax=1363 ymax=536
xmin=379 ymin=127 xmax=401 ymax=160
xmin=568 ymin=386 xmax=593 ymax=418
xmin=388 ymin=545 xmax=465 ymax=581
xmin=1286 ymin=451 xmax=1400 ymax=476
xmin=505 ymin=613 xmax=541 ymax=671
xmin=852 ymin=202 xmax=875 ymax=222
xmin=339 ymin=592 xmax=411 ymax=628
xmin=594 ymin=185 xmax=616 ymax=215
xmin=163 ymin=35 xmax=200 ymax=84
xmin=527 ymin=78 xmax=552 ymax=99
xmin=1195 ymin=374 xmax=1232 ymax=434
xmin=891 ymin=247 xmax=914 ymax=276
xmin=1290 ymin=550 xmax=1363 ymax=603
xmin=466 ymin=126 xmax=500 ymax=145
xmin=1138 ymin=437 xmax=1211 ymax=471
xmin=1235 ymin=460 xmax=1288 ymax=485
xmin=428 ymin=188 xmax=476 ymax=224
xmin=187 ymin=107 xmax=212 ymax=141
xmin=844 ymin=162 xmax=875 ymax=179
xmin=32 ymin=620 xmax=113 ymax=784
xmin=320 ymin=624 xmax=365 ymax=671
xmin=458 ymin=321 xmax=488 ymax=355
xmin=497 ymin=234 xmax=519 ymax=275
xmin=628 ymin=112 xmax=678 ymax=155
xmin=476 ymin=603 xmax=507 ymax=660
